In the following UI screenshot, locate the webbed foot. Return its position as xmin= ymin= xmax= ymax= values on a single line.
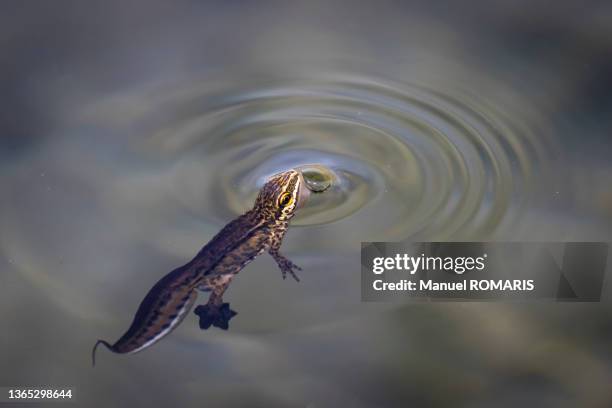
xmin=194 ymin=302 xmax=238 ymax=330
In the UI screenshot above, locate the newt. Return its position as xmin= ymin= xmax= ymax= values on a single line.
xmin=92 ymin=169 xmax=311 ymax=365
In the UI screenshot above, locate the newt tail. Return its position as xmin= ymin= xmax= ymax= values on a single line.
xmin=92 ymin=340 xmax=113 ymax=366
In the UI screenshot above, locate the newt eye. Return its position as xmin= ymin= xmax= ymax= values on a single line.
xmin=278 ymin=192 xmax=293 ymax=207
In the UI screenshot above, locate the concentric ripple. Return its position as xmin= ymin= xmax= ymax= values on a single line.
xmin=122 ymin=74 xmax=558 ymax=240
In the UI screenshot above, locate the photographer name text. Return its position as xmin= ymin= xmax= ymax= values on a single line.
xmin=372 ymin=254 xmax=535 ymax=292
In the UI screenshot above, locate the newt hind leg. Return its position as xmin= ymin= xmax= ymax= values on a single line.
xmin=194 ymin=303 xmax=237 ymax=330
xmin=194 ymin=275 xmax=237 ymax=330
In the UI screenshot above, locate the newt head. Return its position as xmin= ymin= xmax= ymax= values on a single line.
xmin=254 ymin=169 xmax=312 ymax=221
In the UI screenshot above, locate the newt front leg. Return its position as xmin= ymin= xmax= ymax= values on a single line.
xmin=269 ymin=231 xmax=302 ymax=281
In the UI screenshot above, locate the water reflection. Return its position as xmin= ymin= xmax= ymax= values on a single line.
xmin=95 ymin=74 xmax=556 ymax=239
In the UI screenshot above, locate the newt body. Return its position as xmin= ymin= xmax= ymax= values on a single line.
xmin=93 ymin=169 xmax=310 ymax=364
